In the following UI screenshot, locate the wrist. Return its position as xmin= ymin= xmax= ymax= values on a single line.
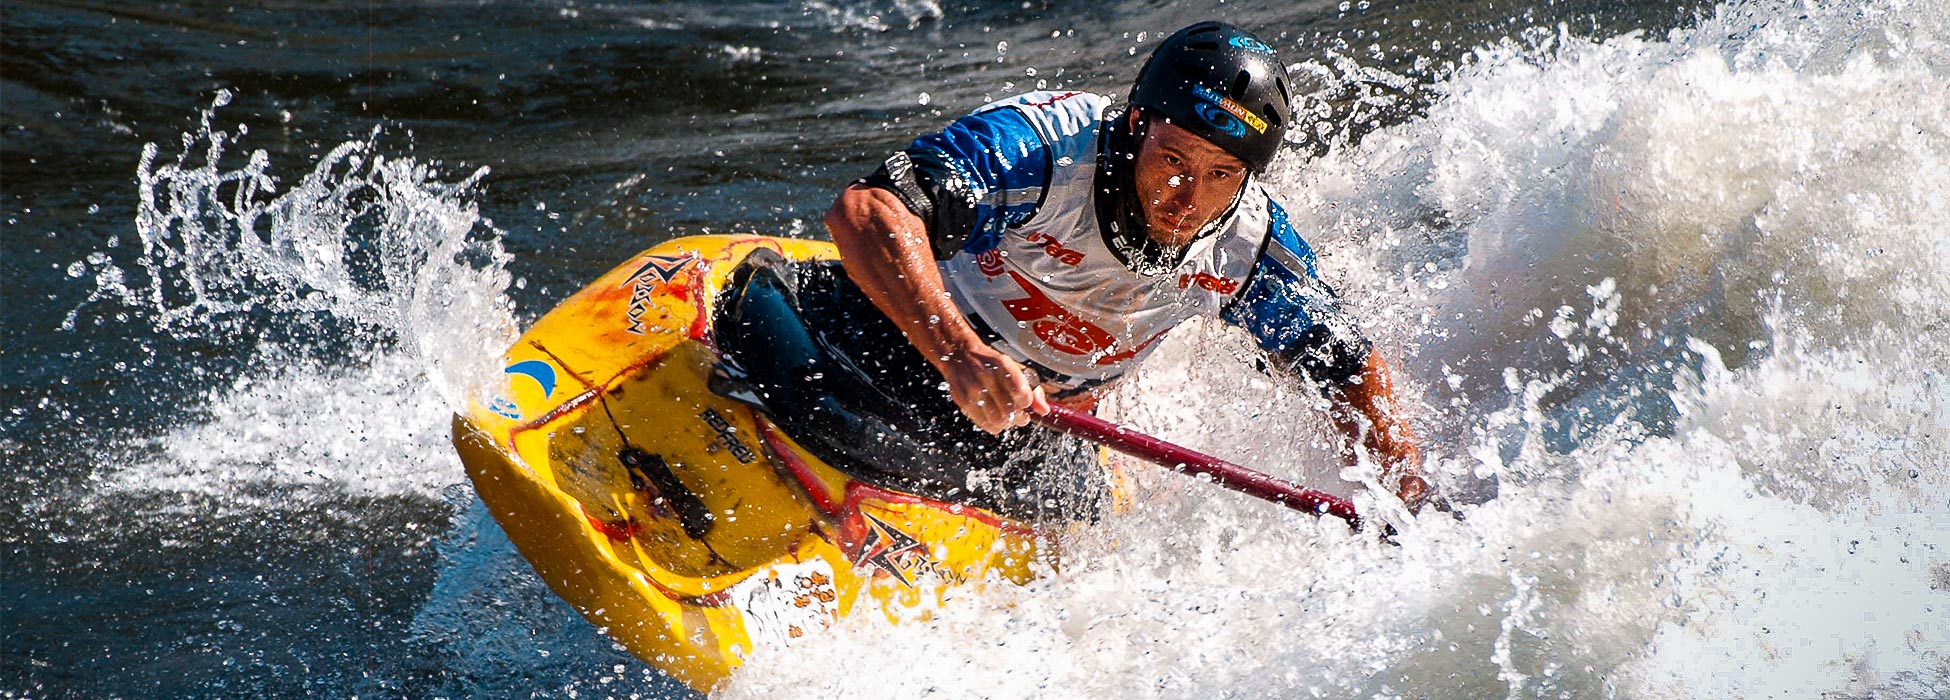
xmin=909 ymin=308 xmax=985 ymax=367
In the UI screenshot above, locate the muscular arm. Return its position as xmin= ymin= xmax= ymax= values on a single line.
xmin=1327 ymin=353 xmax=1431 ymax=512
xmin=823 ymin=184 xmax=1047 ymax=433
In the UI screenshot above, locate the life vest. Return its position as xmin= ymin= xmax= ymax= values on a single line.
xmin=935 ymin=92 xmax=1274 ymax=387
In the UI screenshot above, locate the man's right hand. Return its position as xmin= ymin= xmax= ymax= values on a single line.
xmin=933 ymin=340 xmax=1050 ymax=434
xmin=825 ymin=184 xmax=1050 ymax=434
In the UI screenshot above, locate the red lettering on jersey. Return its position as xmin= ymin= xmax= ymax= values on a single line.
xmin=975 ymin=249 xmax=1005 ymax=277
xmin=1094 ymin=329 xmax=1169 ymax=366
xmin=1023 ymin=230 xmax=1085 ymax=266
xmin=1177 ymin=271 xmax=1241 ymax=295
xmin=999 ymin=271 xmax=1152 ymax=366
xmin=1021 ymin=91 xmax=1085 ymax=108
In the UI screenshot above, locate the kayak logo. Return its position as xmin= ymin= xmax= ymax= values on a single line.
xmin=622 ymin=253 xmax=698 ymax=335
xmin=1022 ymin=230 xmax=1084 ymax=266
xmin=1177 ymin=271 xmax=1240 ymax=295
xmin=732 ymin=559 xmax=840 ymax=654
xmin=699 ymin=408 xmax=757 ymax=464
xmin=999 ymin=271 xmax=1158 ymax=366
xmin=490 ymin=359 xmax=558 ymax=419
xmin=852 ymin=511 xmax=964 ymax=589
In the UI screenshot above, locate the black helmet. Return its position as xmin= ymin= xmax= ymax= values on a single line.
xmin=1129 ymin=22 xmax=1294 ymax=172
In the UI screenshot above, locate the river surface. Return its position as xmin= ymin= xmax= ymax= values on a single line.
xmin=5 ymin=0 xmax=1948 ymax=697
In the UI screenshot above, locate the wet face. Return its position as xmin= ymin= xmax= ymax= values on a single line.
xmin=1131 ymin=115 xmax=1249 ymax=249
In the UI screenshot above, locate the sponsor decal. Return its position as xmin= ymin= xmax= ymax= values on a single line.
xmin=1178 ymin=271 xmax=1241 ymax=295
xmin=731 ymin=559 xmax=840 ymax=655
xmin=490 ymin=359 xmax=558 ymax=419
xmin=1228 ymin=35 xmax=1274 ymax=54
xmin=975 ymin=249 xmax=1006 ymax=277
xmin=622 ymin=253 xmax=698 ymax=335
xmin=1191 ymin=84 xmax=1268 ymax=136
xmin=699 ymin=408 xmax=757 ymax=464
xmin=998 ymin=271 xmax=1160 ymax=366
xmin=852 ymin=511 xmax=965 ymax=589
xmin=1022 ymin=230 xmax=1085 ymax=266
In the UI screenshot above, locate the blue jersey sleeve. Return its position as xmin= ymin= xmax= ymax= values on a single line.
xmin=856 ymin=104 xmax=1053 ymax=258
xmin=1221 ymin=200 xmax=1372 ymax=386
xmin=905 ymin=106 xmax=1052 ymax=253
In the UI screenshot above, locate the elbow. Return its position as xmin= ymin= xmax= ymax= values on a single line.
xmin=823 ymin=186 xmax=857 ymax=242
xmin=826 ymin=184 xmax=886 ymax=256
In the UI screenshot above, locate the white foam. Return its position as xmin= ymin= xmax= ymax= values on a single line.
xmin=85 ymin=94 xmax=517 ymax=507
xmin=102 ymin=353 xmax=462 ymax=503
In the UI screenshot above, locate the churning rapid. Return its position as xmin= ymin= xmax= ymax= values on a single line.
xmin=5 ymin=0 xmax=1946 ymax=697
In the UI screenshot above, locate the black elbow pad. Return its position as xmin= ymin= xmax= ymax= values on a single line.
xmin=855 ymin=151 xmax=979 ymax=259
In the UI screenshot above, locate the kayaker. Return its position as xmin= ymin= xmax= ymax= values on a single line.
xmin=816 ymin=21 xmax=1429 ymax=514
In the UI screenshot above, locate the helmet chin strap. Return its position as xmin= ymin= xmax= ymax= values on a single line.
xmin=1096 ymin=108 xmax=1248 ymax=277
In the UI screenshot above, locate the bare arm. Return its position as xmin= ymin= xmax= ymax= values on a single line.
xmin=1328 ymin=352 xmax=1430 ymax=512
xmin=823 ymin=184 xmax=1047 ymax=433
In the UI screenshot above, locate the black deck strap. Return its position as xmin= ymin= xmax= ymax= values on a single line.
xmin=618 ymin=447 xmax=715 ymax=539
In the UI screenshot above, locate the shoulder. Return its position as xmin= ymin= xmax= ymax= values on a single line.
xmin=1255 ymin=191 xmax=1319 ymax=279
xmin=973 ymin=91 xmax=1109 ymax=150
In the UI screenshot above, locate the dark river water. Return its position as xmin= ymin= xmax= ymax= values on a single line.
xmin=8 ymin=0 xmax=1949 ymax=698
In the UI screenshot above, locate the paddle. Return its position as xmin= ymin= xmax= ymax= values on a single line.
xmin=1031 ymin=405 xmax=1366 ymax=530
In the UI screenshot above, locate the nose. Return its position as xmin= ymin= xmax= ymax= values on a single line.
xmin=1161 ymin=175 xmax=1196 ymax=211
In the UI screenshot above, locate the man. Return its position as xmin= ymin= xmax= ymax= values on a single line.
xmin=791 ymin=21 xmax=1425 ymax=517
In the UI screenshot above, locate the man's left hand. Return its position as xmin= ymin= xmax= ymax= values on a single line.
xmin=1396 ymin=472 xmax=1431 ymax=515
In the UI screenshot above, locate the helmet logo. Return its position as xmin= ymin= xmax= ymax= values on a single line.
xmin=1191 ymin=84 xmax=1268 ymax=135
xmin=1194 ymin=101 xmax=1248 ymax=138
xmin=1228 ymin=36 xmax=1274 ymax=54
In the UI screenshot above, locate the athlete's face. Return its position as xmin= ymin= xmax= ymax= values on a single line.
xmin=1132 ymin=115 xmax=1248 ymax=249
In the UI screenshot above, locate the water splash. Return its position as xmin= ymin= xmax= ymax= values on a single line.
xmin=71 ymin=91 xmax=517 ymax=500
xmin=71 ymin=90 xmax=516 ymax=409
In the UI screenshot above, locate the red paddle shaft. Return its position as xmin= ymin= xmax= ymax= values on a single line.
xmin=1033 ymin=405 xmax=1364 ymax=529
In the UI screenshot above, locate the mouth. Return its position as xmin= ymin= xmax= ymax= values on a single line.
xmin=1152 ymin=211 xmax=1195 ymax=237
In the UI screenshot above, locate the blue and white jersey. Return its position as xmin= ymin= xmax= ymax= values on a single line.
xmin=863 ymin=90 xmax=1367 ymax=388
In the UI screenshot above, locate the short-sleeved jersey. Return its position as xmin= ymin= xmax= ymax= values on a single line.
xmin=861 ymin=90 xmax=1368 ymax=390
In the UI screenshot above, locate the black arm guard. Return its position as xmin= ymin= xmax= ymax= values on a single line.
xmin=1266 ymin=323 xmax=1372 ymax=394
xmin=855 ymin=151 xmax=981 ymax=260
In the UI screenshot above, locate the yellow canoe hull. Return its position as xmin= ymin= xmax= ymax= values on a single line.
xmin=451 ymin=235 xmax=1041 ymax=691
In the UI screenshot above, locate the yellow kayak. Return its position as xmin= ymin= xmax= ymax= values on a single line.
xmin=450 ymin=235 xmax=1045 ymax=692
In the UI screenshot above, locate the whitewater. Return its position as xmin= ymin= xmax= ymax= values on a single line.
xmin=9 ymin=0 xmax=1946 ymax=697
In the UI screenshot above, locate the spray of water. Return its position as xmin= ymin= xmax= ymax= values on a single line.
xmin=71 ymin=90 xmax=517 ymax=500
xmin=719 ymin=1 xmax=1950 ymax=697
